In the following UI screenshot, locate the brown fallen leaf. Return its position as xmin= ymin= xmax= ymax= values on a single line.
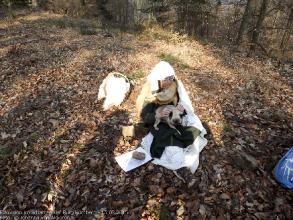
xmin=64 ymin=199 xmax=71 ymax=207
xmin=149 ymin=185 xmax=164 ymax=194
xmin=166 ymin=187 xmax=177 ymax=194
xmin=89 ymin=158 xmax=99 ymax=168
xmin=49 ymin=119 xmax=59 ymax=128
xmin=16 ymin=192 xmax=24 ymax=203
xmin=220 ymin=193 xmax=230 ymax=200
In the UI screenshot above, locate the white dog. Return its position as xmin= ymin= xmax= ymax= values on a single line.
xmin=98 ymin=72 xmax=130 ymax=110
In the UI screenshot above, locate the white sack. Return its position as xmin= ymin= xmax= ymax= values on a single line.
xmin=98 ymin=73 xmax=130 ymax=110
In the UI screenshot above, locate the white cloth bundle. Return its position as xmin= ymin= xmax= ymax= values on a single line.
xmin=98 ymin=72 xmax=130 ymax=110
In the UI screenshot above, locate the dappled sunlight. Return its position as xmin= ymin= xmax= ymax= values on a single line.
xmin=0 ymin=20 xmax=22 ymax=29
xmin=141 ymin=197 xmax=163 ymax=218
xmin=19 ymin=12 xmax=57 ymax=22
xmin=0 ymin=35 xmax=19 ymax=44
xmin=1 ymin=9 xmax=292 ymax=219
xmin=0 ymin=36 xmax=97 ymax=117
xmin=44 ymin=130 xmax=94 ymax=214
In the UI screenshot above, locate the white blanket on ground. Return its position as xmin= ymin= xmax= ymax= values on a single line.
xmin=141 ymin=80 xmax=208 ymax=173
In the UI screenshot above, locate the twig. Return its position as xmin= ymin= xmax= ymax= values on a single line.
xmin=173 ymin=170 xmax=186 ymax=183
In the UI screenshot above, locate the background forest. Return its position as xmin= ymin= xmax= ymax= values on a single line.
xmin=1 ymin=0 xmax=292 ymax=63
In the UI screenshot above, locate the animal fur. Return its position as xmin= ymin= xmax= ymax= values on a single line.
xmin=154 ymin=105 xmax=184 ymax=135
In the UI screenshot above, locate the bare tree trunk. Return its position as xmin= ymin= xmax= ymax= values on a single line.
xmin=277 ymin=7 xmax=293 ymax=64
xmin=125 ymin=0 xmax=129 ymax=27
xmin=214 ymin=0 xmax=221 ymax=39
xmin=280 ymin=7 xmax=293 ymax=53
xmin=249 ymin=0 xmax=269 ymax=52
xmin=4 ymin=0 xmax=13 ymax=18
xmin=31 ymin=0 xmax=38 ymax=8
xmin=80 ymin=0 xmax=86 ymax=6
xmin=236 ymin=0 xmax=254 ymax=45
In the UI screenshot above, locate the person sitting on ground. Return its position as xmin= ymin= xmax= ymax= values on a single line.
xmin=136 ymin=61 xmax=201 ymax=159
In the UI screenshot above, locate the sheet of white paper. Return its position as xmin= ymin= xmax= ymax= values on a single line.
xmin=115 ymin=147 xmax=152 ymax=172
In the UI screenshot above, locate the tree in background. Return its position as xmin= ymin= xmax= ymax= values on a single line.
xmin=249 ymin=0 xmax=269 ymax=53
xmin=236 ymin=0 xmax=255 ymax=45
xmin=1 ymin=0 xmax=291 ymax=62
xmin=279 ymin=6 xmax=292 ymax=62
xmin=3 ymin=0 xmax=13 ymax=17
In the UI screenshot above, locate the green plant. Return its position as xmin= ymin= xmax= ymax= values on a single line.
xmin=159 ymin=205 xmax=172 ymax=220
xmin=158 ymin=53 xmax=180 ymax=65
xmin=0 ymin=145 xmax=12 ymax=159
xmin=79 ymin=26 xmax=97 ymax=35
xmin=29 ymin=132 xmax=40 ymax=143
xmin=223 ymin=121 xmax=234 ymax=133
xmin=129 ymin=70 xmax=145 ymax=80
xmin=158 ymin=53 xmax=190 ymax=69
xmin=178 ymin=62 xmax=191 ymax=69
xmin=48 ymin=18 xmax=75 ymax=29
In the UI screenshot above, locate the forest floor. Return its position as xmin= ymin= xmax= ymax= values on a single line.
xmin=0 ymin=11 xmax=293 ymax=219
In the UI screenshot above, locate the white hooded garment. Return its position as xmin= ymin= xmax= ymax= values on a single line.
xmin=97 ymin=73 xmax=130 ymax=110
xmin=141 ymin=61 xmax=208 ymax=173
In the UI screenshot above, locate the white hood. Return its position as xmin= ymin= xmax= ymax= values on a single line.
xmin=147 ymin=61 xmax=175 ymax=92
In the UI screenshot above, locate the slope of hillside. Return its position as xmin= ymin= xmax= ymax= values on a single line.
xmin=1 ymin=11 xmax=292 ymax=219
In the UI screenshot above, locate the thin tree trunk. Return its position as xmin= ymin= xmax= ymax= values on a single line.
xmin=249 ymin=0 xmax=269 ymax=52
xmin=4 ymin=0 xmax=13 ymax=18
xmin=277 ymin=7 xmax=293 ymax=64
xmin=236 ymin=0 xmax=254 ymax=45
xmin=124 ymin=0 xmax=128 ymax=27
xmin=80 ymin=0 xmax=86 ymax=6
xmin=280 ymin=7 xmax=293 ymax=52
xmin=31 ymin=0 xmax=38 ymax=8
xmin=214 ymin=0 xmax=221 ymax=39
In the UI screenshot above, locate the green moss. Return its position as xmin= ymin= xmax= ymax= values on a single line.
xmin=159 ymin=205 xmax=172 ymax=220
xmin=0 ymin=145 xmax=13 ymax=159
xmin=48 ymin=17 xmax=98 ymax=35
xmin=179 ymin=62 xmax=191 ymax=69
xmin=223 ymin=121 xmax=234 ymax=133
xmin=29 ymin=132 xmax=40 ymax=143
xmin=158 ymin=53 xmax=180 ymax=65
xmin=129 ymin=70 xmax=145 ymax=80
xmin=158 ymin=53 xmax=190 ymax=69
xmin=49 ymin=18 xmax=76 ymax=29
xmin=79 ymin=26 xmax=97 ymax=35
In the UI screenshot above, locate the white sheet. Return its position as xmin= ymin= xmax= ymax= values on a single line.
xmin=115 ymin=147 xmax=152 ymax=172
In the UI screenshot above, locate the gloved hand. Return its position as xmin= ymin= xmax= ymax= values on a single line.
xmin=155 ymin=105 xmax=173 ymax=118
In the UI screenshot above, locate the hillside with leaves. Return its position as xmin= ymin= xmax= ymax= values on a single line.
xmin=0 ymin=11 xmax=293 ymax=219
